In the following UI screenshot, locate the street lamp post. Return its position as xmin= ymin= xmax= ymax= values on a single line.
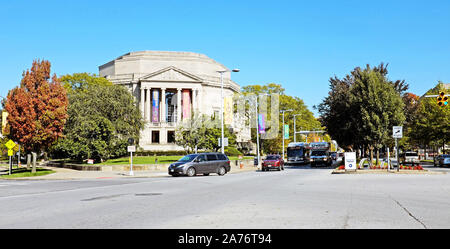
xmin=218 ymin=69 xmax=239 ymax=154
xmin=253 ymin=94 xmax=269 ymax=169
xmin=280 ymin=109 xmax=293 ymax=160
xmin=293 ymin=114 xmax=301 ymax=143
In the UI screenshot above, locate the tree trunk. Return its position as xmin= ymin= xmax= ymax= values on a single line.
xmin=370 ymin=145 xmax=374 ymax=166
xmin=31 ymin=152 xmax=37 ymax=173
xmin=27 ymin=154 xmax=31 ymax=170
xmin=376 ymin=148 xmax=380 ymax=166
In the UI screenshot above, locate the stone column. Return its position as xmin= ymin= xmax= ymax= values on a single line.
xmin=197 ymin=88 xmax=202 ymax=114
xmin=192 ymin=88 xmax=197 ymax=116
xmin=140 ymin=85 xmax=145 ymax=118
xmin=177 ymin=88 xmax=182 ymax=123
xmin=161 ymin=88 xmax=166 ymax=123
xmin=146 ymin=87 xmax=151 ymax=122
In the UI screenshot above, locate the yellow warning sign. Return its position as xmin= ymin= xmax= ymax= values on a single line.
xmin=5 ymin=139 xmax=16 ymax=150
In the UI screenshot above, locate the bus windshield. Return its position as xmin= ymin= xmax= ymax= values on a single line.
xmin=287 ymin=147 xmax=303 ymax=157
xmin=311 ymin=151 xmax=326 ymax=156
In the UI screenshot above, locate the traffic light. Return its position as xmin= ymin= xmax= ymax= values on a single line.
xmin=437 ymin=91 xmax=448 ymax=107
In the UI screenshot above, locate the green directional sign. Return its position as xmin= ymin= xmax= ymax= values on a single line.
xmin=284 ymin=125 xmax=289 ymax=139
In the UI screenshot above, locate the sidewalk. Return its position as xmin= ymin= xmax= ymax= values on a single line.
xmin=1 ymin=164 xmax=258 ymax=180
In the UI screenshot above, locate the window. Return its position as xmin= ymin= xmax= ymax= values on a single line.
xmin=178 ymin=155 xmax=196 ymax=162
xmin=217 ymin=154 xmax=227 ymax=160
xmin=152 ymin=131 xmax=160 ymax=144
xmin=206 ymin=154 xmax=218 ymax=161
xmin=165 ymin=92 xmax=176 ymax=123
xmin=167 ymin=130 xmax=175 ymax=143
xmin=196 ymin=155 xmax=207 ymax=162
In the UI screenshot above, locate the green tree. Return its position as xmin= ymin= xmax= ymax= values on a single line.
xmin=60 ymin=72 xmax=112 ymax=94
xmin=52 ymin=74 xmax=144 ymax=162
xmin=350 ymin=66 xmax=405 ymax=164
xmin=318 ymin=63 xmax=406 ymax=164
xmin=242 ymin=83 xmax=321 ymax=154
xmin=175 ymin=113 xmax=237 ymax=154
xmin=410 ymin=82 xmax=450 ymax=154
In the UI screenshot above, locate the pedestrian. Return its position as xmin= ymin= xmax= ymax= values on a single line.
xmin=154 ymin=154 xmax=158 ymax=164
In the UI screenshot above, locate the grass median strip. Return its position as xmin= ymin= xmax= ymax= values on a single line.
xmin=0 ymin=167 xmax=55 ymax=178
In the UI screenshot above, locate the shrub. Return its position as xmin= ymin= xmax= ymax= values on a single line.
xmin=225 ymin=147 xmax=243 ymax=156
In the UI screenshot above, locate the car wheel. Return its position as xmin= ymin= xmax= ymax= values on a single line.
xmin=277 ymin=166 xmax=281 ymax=171
xmin=186 ymin=167 xmax=196 ymax=177
xmin=217 ymin=166 xmax=226 ymax=176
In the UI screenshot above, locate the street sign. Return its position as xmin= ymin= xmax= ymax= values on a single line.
xmin=127 ymin=146 xmax=136 ymax=152
xmin=218 ymin=138 xmax=228 ymax=147
xmin=5 ymin=139 xmax=16 ymax=149
xmin=392 ymin=126 xmax=403 ymax=138
xmin=344 ymin=152 xmax=357 ymax=171
xmin=7 ymin=149 xmax=13 ymax=156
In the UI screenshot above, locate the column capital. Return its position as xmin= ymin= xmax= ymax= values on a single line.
xmin=161 ymin=87 xmax=167 ymax=91
xmin=177 ymin=87 xmax=182 ymax=91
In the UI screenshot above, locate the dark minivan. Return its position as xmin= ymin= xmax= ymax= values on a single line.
xmin=168 ymin=153 xmax=231 ymax=177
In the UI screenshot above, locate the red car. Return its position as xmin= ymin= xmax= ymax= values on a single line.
xmin=262 ymin=155 xmax=285 ymax=171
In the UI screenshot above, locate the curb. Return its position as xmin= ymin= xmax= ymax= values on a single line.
xmin=331 ymin=169 xmax=446 ymax=175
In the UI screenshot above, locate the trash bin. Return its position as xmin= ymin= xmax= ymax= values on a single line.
xmin=254 ymin=157 xmax=258 ymax=166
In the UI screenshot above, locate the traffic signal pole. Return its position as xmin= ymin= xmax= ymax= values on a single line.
xmin=424 ymin=91 xmax=449 ymax=107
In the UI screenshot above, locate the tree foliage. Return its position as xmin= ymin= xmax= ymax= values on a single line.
xmin=52 ymin=74 xmax=144 ymax=162
xmin=242 ymin=83 xmax=321 ymax=154
xmin=4 ymin=59 xmax=68 ymax=153
xmin=175 ymin=113 xmax=237 ymax=154
xmin=408 ymin=82 xmax=450 ymax=151
xmin=60 ymin=72 xmax=112 ymax=94
xmin=317 ymin=63 xmax=406 ymax=161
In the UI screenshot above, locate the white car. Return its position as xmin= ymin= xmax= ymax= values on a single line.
xmin=401 ymin=151 xmax=420 ymax=165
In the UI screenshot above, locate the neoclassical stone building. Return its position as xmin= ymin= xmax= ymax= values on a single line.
xmin=99 ymin=51 xmax=251 ymax=151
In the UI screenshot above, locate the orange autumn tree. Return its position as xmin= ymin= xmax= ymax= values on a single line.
xmin=4 ymin=59 xmax=68 ymax=155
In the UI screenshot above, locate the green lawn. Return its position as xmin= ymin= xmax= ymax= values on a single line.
xmin=0 ymin=167 xmax=55 ymax=178
xmin=96 ymin=155 xmax=254 ymax=165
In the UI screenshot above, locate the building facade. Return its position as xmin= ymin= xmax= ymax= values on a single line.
xmin=99 ymin=51 xmax=251 ymax=151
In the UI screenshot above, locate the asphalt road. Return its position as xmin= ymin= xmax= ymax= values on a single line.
xmin=1 ymin=164 xmax=450 ymax=228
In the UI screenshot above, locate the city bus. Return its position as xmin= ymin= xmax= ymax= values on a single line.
xmin=286 ymin=142 xmax=310 ymax=165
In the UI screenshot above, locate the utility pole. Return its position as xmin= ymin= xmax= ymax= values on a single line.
xmin=255 ymin=96 xmax=260 ymax=168
xmin=218 ymin=69 xmax=239 ymax=154
xmin=293 ymin=114 xmax=301 ymax=143
xmin=280 ymin=109 xmax=293 ymax=160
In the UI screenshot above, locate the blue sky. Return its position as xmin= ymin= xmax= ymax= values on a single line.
xmin=1 ymin=0 xmax=450 ymax=116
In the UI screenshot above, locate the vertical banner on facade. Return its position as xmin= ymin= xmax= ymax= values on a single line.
xmin=284 ymin=124 xmax=289 ymax=139
xmin=182 ymin=89 xmax=191 ymax=119
xmin=152 ymin=90 xmax=159 ymax=122
xmin=224 ymin=96 xmax=233 ymax=125
xmin=258 ymin=114 xmax=265 ymax=134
